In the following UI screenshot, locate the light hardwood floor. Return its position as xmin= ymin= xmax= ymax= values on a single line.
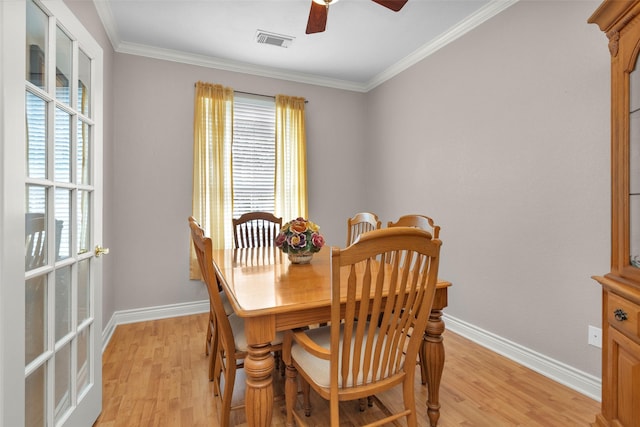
xmin=93 ymin=313 xmax=599 ymax=426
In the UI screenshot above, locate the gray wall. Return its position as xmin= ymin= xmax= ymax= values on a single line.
xmin=66 ymin=0 xmax=610 ymax=378
xmin=109 ymin=54 xmax=368 ymax=310
xmin=366 ymin=0 xmax=609 ymax=375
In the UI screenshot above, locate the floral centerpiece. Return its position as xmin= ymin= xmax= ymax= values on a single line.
xmin=275 ymin=217 xmax=325 ymax=264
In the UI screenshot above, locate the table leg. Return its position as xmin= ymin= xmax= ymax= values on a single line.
xmin=424 ymin=307 xmax=445 ymax=427
xmin=244 ymin=343 xmax=275 ymax=427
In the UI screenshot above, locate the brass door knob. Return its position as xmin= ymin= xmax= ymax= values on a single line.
xmin=95 ymin=245 xmax=110 ymax=257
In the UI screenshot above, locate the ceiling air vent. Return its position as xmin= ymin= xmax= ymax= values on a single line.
xmin=256 ymin=30 xmax=294 ymax=48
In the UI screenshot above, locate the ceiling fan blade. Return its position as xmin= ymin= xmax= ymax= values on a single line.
xmin=371 ymin=0 xmax=408 ymax=12
xmin=306 ymin=1 xmax=328 ymax=34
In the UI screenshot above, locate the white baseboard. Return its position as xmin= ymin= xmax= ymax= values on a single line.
xmin=100 ymin=302 xmax=602 ymax=402
xmin=443 ymin=314 xmax=601 ymax=402
xmin=101 ymin=300 xmax=209 ymax=353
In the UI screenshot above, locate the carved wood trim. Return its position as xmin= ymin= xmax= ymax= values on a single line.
xmin=608 ymin=30 xmax=620 ymax=56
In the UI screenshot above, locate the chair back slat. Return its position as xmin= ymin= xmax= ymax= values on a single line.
xmin=233 ymin=211 xmax=282 ymax=248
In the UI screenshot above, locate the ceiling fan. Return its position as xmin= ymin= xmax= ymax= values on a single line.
xmin=306 ymin=0 xmax=408 ymax=34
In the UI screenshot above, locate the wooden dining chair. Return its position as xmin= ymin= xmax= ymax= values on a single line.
xmin=232 ymin=211 xmax=282 ymax=249
xmin=346 ymin=212 xmax=381 ymax=246
xmin=388 ymin=213 xmax=441 ymax=385
xmin=387 ymin=213 xmax=440 ymax=239
xmin=283 ymin=227 xmax=442 ymax=427
xmin=189 ymin=217 xmax=232 ymax=380
xmin=189 ymin=216 xmax=284 ymax=425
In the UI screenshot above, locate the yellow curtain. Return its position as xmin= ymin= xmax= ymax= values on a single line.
xmin=275 ymin=95 xmax=308 ymax=222
xmin=190 ymin=82 xmax=234 ymax=279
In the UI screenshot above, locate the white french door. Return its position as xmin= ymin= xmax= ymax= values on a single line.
xmin=1 ymin=0 xmax=104 ymax=426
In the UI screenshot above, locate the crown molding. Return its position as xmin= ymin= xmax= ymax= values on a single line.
xmin=116 ymin=41 xmax=369 ymax=92
xmin=365 ymin=0 xmax=520 ymax=91
xmin=93 ymin=0 xmax=518 ymax=93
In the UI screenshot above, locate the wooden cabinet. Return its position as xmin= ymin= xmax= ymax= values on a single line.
xmin=589 ymin=2 xmax=640 ymax=426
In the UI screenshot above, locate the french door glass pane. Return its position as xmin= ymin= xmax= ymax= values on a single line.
xmin=26 ymin=92 xmax=47 ymax=179
xmin=55 ymin=266 xmax=71 ymax=341
xmin=54 ymin=342 xmax=72 ymax=423
xmin=78 ymin=49 xmax=91 ymax=117
xmin=630 ymin=83 xmax=640 ymax=265
xmin=25 ymin=275 xmax=47 ymax=365
xmin=25 ymin=364 xmax=46 ymax=427
xmin=56 ymin=26 xmax=72 ymax=105
xmin=55 ymin=107 xmax=71 ymax=183
xmin=77 ymin=327 xmax=89 ymax=396
xmin=77 ymin=190 xmax=91 ymax=254
xmin=55 ymin=188 xmax=71 ymax=260
xmin=631 ymin=195 xmax=640 ymax=265
xmin=77 ymin=120 xmax=90 ymax=185
xmin=25 ymin=185 xmax=48 ymax=270
xmin=26 ymin=0 xmax=47 ymax=90
xmin=77 ymin=259 xmax=90 ymax=324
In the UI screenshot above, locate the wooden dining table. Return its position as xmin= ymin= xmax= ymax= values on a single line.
xmin=211 ymin=245 xmax=451 ymax=427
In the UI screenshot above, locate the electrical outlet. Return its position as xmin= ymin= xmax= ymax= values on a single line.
xmin=588 ymin=325 xmax=602 ymax=348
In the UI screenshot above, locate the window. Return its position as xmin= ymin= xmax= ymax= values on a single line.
xmin=232 ymin=95 xmax=276 ymax=218
xmin=191 ymin=82 xmax=307 ymax=273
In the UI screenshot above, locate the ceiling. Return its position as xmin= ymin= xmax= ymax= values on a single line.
xmin=93 ymin=0 xmax=518 ymax=92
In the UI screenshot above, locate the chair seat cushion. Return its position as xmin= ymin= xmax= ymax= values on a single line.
xmin=228 ymin=313 xmax=284 ymax=352
xmin=290 ymin=324 xmax=404 ymax=389
xmin=220 ymin=290 xmax=234 ymax=316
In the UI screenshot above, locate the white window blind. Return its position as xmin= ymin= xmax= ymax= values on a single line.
xmin=232 ymin=95 xmax=276 ymax=218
